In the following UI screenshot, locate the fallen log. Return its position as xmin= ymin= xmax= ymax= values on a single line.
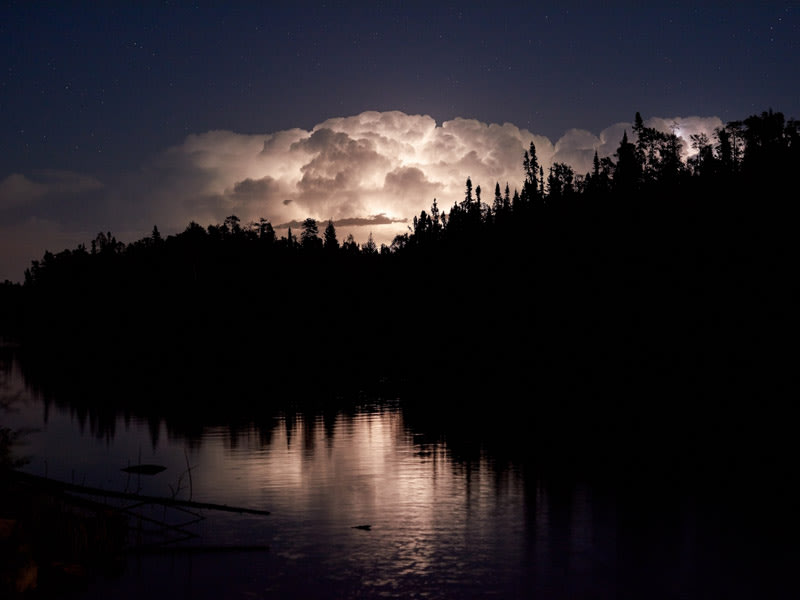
xmin=9 ymin=470 xmax=270 ymax=516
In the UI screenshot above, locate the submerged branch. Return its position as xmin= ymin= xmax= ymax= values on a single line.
xmin=9 ymin=470 xmax=271 ymax=516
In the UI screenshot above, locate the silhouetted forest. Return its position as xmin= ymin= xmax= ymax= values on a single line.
xmin=1 ymin=108 xmax=797 ymax=477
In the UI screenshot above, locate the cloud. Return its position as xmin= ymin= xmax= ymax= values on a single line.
xmin=642 ymin=115 xmax=725 ymax=159
xmin=383 ymin=166 xmax=443 ymax=205
xmin=130 ymin=111 xmax=724 ymax=233
xmin=0 ymin=174 xmax=49 ymax=209
xmin=0 ymin=110 xmax=725 ymax=281
xmin=291 ymin=128 xmax=393 ymax=217
xmin=0 ymin=170 xmax=103 ymax=212
xmin=0 ymin=172 xmax=109 ymax=281
xmin=278 ymin=214 xmax=406 ymax=230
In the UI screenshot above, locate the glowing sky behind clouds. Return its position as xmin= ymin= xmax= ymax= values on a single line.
xmin=1 ymin=2 xmax=797 ymax=281
xmin=0 ymin=111 xmax=724 ymax=281
xmin=141 ymin=110 xmax=725 ymax=237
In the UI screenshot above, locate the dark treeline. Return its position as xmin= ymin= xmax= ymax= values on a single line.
xmin=1 ymin=108 xmax=798 ymax=479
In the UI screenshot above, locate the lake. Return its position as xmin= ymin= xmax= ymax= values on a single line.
xmin=1 ymin=350 xmax=796 ymax=599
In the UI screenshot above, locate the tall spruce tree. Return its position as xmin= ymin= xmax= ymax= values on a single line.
xmin=323 ymin=220 xmax=339 ymax=252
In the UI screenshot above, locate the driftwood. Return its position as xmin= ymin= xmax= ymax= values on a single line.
xmin=9 ymin=470 xmax=271 ymax=516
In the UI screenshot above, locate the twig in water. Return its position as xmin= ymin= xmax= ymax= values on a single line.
xmin=184 ymin=449 xmax=193 ymax=501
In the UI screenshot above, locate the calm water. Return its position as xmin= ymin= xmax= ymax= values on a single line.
xmin=1 ymin=353 xmax=796 ymax=599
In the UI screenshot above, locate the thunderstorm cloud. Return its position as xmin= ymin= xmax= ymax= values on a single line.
xmin=0 ymin=111 xmax=724 ymax=281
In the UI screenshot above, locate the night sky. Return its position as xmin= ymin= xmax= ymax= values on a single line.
xmin=1 ymin=2 xmax=798 ymax=282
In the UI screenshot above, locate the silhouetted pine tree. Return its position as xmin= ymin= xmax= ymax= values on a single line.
xmin=323 ymin=220 xmax=339 ymax=252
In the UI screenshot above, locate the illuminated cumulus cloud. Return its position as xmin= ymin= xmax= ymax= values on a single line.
xmin=131 ymin=129 xmax=296 ymax=228
xmin=644 ymin=115 xmax=725 ymax=159
xmin=546 ymin=115 xmax=724 ymax=175
xmin=384 ymin=166 xmax=443 ymax=206
xmin=241 ymin=113 xmax=547 ymax=231
xmin=131 ymin=112 xmax=538 ymax=246
xmin=0 ymin=110 xmax=728 ymax=281
xmin=550 ymin=125 xmax=629 ymax=175
xmin=136 ymin=110 xmax=725 ymax=247
xmin=291 ymin=128 xmax=393 ymax=217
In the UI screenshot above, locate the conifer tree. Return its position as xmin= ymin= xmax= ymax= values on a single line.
xmin=539 ymin=166 xmax=545 ymax=198
xmin=323 ymin=220 xmax=339 ymax=252
xmin=342 ymin=233 xmax=359 ymax=254
xmin=259 ymin=218 xmax=276 ymax=244
xmin=522 ymin=141 xmax=540 ymax=204
xmin=301 ymin=218 xmax=321 ymax=250
xmin=493 ymin=182 xmax=503 ymax=215
xmin=613 ymin=131 xmax=640 ymax=193
xmin=462 ymin=177 xmax=474 ymax=211
xmin=363 ymin=232 xmax=378 ymax=255
xmin=430 ymin=198 xmax=441 ymax=235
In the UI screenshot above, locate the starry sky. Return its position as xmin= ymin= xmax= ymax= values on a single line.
xmin=1 ymin=1 xmax=798 ymax=282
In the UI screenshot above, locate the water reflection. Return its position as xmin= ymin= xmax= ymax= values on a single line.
xmin=2 ymin=350 xmax=797 ymax=598
xmin=1 ymin=352 xmax=616 ymax=598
